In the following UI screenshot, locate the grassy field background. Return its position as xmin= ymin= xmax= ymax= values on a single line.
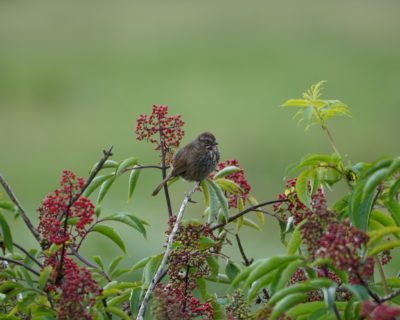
xmin=1 ymin=1 xmax=399 ymax=278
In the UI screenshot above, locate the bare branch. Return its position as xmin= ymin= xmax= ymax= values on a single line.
xmin=136 ymin=182 xmax=200 ymax=320
xmin=0 ymin=257 xmax=40 ymax=277
xmin=0 ymin=174 xmax=41 ymax=243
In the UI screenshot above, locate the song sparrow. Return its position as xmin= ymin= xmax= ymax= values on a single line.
xmin=152 ymin=132 xmax=220 ymax=196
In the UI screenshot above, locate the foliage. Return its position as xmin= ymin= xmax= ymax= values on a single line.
xmin=1 ymin=86 xmax=399 ymax=319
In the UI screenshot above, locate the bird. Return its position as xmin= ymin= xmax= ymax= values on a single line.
xmin=152 ymin=132 xmax=220 ymax=196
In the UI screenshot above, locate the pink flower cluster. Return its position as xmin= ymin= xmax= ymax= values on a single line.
xmin=135 ymin=105 xmax=185 ymax=164
xmin=37 ymin=170 xmax=95 ymax=247
xmin=318 ymin=219 xmax=374 ymax=284
xmin=213 ymin=159 xmax=251 ymax=208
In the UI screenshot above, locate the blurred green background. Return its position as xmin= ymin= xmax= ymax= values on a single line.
xmin=1 ymin=1 xmax=399 ymax=277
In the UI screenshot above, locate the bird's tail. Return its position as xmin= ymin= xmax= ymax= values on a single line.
xmin=152 ymin=174 xmax=172 ymax=196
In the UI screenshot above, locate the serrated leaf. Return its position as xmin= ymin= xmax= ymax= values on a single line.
xmin=93 ymin=256 xmax=104 ymax=270
xmin=128 ymin=166 xmax=141 ymax=201
xmin=92 ymin=225 xmax=126 ymax=253
xmin=97 ymin=176 xmax=116 ymax=203
xmin=143 ymin=255 xmax=162 ymax=285
xmin=242 ymin=217 xmax=262 ymax=231
xmin=38 ymin=266 xmax=52 ymax=291
xmin=270 ymin=293 xmax=309 ymax=320
xmin=296 ymin=169 xmax=313 ymax=208
xmin=102 ymin=212 xmax=147 ymax=238
xmin=243 ymin=256 xmax=301 ymax=289
xmin=214 ymin=166 xmax=241 ymax=179
xmin=215 ymin=178 xmax=241 ymax=194
xmin=108 ymin=256 xmax=124 ymax=274
xmin=106 ymin=306 xmax=130 ymax=320
xmin=82 ymin=173 xmax=114 ymax=198
xmin=287 ymin=221 xmax=304 ymax=255
xmin=116 ymin=157 xmax=138 ymax=176
xmin=129 ymin=286 xmax=142 ymax=317
xmin=0 ymin=212 xmax=13 ymax=252
xmin=206 ymin=256 xmax=219 ymax=277
xmin=208 ymin=180 xmax=230 ymax=220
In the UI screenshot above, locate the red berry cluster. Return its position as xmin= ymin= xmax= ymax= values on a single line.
xmin=45 ymin=254 xmax=102 ymax=320
xmin=153 ymin=217 xmax=222 ymax=319
xmin=153 ymin=283 xmax=214 ymax=320
xmin=166 ymin=217 xmax=222 ymax=290
xmin=380 ymin=250 xmax=392 ymax=266
xmin=318 ymin=219 xmax=374 ymax=284
xmin=135 ymin=105 xmax=185 ymax=164
xmin=360 ymin=301 xmax=400 ymax=320
xmin=212 ymin=160 xmax=251 ymax=208
xmin=37 ymin=170 xmax=95 ymax=247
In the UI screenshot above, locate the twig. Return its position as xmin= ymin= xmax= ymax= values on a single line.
xmin=355 ymin=272 xmax=381 ymax=304
xmin=69 ymin=246 xmax=112 ymax=282
xmin=56 ymin=147 xmax=113 ymax=283
xmin=375 ymin=256 xmax=389 ymax=296
xmin=210 ymin=199 xmax=287 ymax=231
xmin=13 ymin=242 xmax=43 ymax=268
xmin=235 ymin=234 xmax=253 ymax=266
xmin=159 ymin=128 xmax=173 ymax=217
xmin=332 ymin=302 xmax=342 ymax=320
xmin=0 ymin=174 xmax=41 ymax=243
xmin=136 ymin=182 xmax=200 ymax=320
xmin=0 ymin=257 xmax=40 ymax=277
xmin=380 ymin=289 xmax=400 ymax=303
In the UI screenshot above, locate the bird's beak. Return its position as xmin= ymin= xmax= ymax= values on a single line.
xmin=213 ymin=141 xmax=219 ymax=146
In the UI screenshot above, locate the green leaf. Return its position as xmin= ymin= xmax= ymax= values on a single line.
xmin=370 ymin=210 xmax=397 ymax=228
xmin=129 ymin=286 xmax=142 ymax=318
xmin=368 ymin=226 xmax=400 ymax=246
xmin=129 ymin=256 xmax=153 ymax=273
xmin=116 ymin=157 xmax=138 ymax=176
xmin=143 ymin=255 xmax=162 ymax=285
xmin=128 ymin=166 xmax=141 ymax=201
xmin=200 ymin=180 xmax=210 ymax=207
xmin=242 ymin=217 xmax=262 ymax=231
xmin=282 ymin=99 xmax=310 ymax=108
xmin=296 ymin=169 xmax=313 ymax=208
xmin=38 ymin=266 xmax=52 ymax=291
xmin=275 ymin=259 xmax=305 ymax=292
xmin=248 ymin=195 xmax=265 ymax=225
xmin=0 ymin=213 xmax=13 ymax=252
xmin=349 ymin=182 xmax=376 ymax=231
xmin=207 ymin=179 xmax=220 ymax=219
xmin=213 ymin=166 xmax=241 ymax=179
xmin=368 ymin=240 xmax=400 ymax=256
xmin=102 ymin=213 xmax=147 ymax=238
xmin=247 ymin=270 xmax=279 ymax=302
xmin=208 ymin=179 xmax=230 ymax=220
xmin=199 ymin=236 xmax=218 ymax=250
xmin=270 ymin=293 xmax=309 ymax=320
xmin=225 ymin=260 xmax=240 ymax=282
xmin=108 ymin=256 xmax=124 ymax=274
xmin=243 ymin=256 xmax=302 ymax=289
xmin=341 ymin=284 xmax=369 ymax=300
xmin=97 ymin=176 xmax=116 ymax=203
xmin=92 ymin=225 xmax=126 ymax=253
xmin=286 ymin=301 xmax=328 ymax=318
xmin=93 ymin=256 xmax=104 ymax=270
xmin=362 ymin=168 xmax=389 ymax=201
xmin=323 ymin=285 xmax=337 ymax=311
xmin=82 ymin=173 xmax=114 ymax=198
xmin=106 ymin=306 xmax=130 ymax=320
xmin=215 ymin=178 xmax=241 ymax=194
xmin=231 ymin=259 xmax=264 ymax=288
xmin=287 ymin=221 xmax=305 ymax=255
xmin=206 ymin=256 xmax=219 ymax=277
xmin=0 ymin=201 xmax=16 ymax=212
xmin=90 ymin=159 xmax=119 ymax=173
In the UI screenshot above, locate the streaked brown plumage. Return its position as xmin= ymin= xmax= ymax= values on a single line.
xmin=152 ymin=132 xmax=220 ymax=196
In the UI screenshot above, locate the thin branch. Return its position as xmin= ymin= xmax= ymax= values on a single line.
xmin=0 ymin=174 xmax=41 ymax=243
xmin=375 ymin=256 xmax=389 ymax=296
xmin=159 ymin=129 xmax=173 ymax=217
xmin=322 ymin=125 xmax=341 ymax=157
xmin=380 ymin=289 xmax=400 ymax=303
xmin=136 ymin=182 xmax=200 ymax=320
xmin=0 ymin=257 xmax=40 ymax=277
xmin=69 ymin=246 xmax=111 ymax=282
xmin=235 ymin=234 xmax=253 ymax=266
xmin=210 ymin=199 xmax=288 ymax=231
xmin=13 ymin=242 xmax=43 ymax=268
xmin=332 ymin=302 xmax=342 ymax=320
xmin=56 ymin=147 xmax=113 ymax=283
xmin=355 ymin=272 xmax=381 ymax=304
